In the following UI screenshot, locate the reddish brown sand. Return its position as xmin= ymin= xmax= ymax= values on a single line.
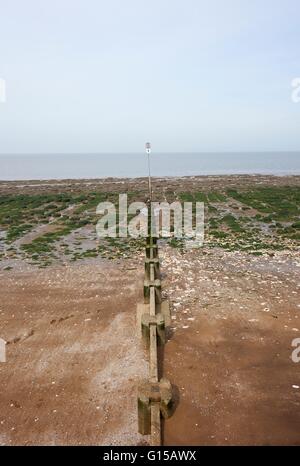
xmin=1 ymin=245 xmax=299 ymax=445
xmin=162 ymin=247 xmax=300 ymax=445
xmin=0 ymin=175 xmax=299 ymax=445
xmin=0 ymin=258 xmax=148 ymax=445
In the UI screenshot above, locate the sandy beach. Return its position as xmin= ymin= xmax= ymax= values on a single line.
xmin=0 ymin=175 xmax=299 ymax=445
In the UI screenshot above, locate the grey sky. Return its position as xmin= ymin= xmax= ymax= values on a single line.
xmin=0 ymin=0 xmax=299 ymax=153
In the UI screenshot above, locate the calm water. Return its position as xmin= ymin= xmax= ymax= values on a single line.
xmin=0 ymin=152 xmax=299 ymax=180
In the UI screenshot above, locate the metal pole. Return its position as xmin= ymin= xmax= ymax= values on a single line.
xmin=145 ymin=142 xmax=152 ymax=201
xmin=148 ymin=152 xmax=152 ymax=201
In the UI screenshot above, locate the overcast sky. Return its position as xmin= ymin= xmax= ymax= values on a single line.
xmin=0 ymin=0 xmax=299 ymax=153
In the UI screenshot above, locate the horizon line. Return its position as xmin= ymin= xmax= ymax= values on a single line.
xmin=0 ymin=150 xmax=300 ymax=156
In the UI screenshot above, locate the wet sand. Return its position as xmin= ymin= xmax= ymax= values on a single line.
xmin=162 ymin=246 xmax=300 ymax=445
xmin=0 ymin=175 xmax=299 ymax=445
xmin=0 ymin=258 xmax=148 ymax=445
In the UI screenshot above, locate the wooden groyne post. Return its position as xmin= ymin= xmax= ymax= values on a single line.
xmin=137 ymin=234 xmax=173 ymax=445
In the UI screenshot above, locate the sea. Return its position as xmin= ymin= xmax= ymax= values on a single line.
xmin=0 ymin=152 xmax=299 ymax=180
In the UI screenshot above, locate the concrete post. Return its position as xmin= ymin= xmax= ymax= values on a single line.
xmin=146 ymin=245 xmax=158 ymax=259
xmin=145 ymin=257 xmax=160 ymax=280
xmin=137 ymin=233 xmax=174 ymax=444
xmin=141 ymin=313 xmax=166 ymax=346
xmin=137 ymin=391 xmax=151 ymax=435
xmin=146 ymin=236 xmax=157 ymax=247
xmin=137 ymin=378 xmax=173 ymax=436
xmin=143 ymin=279 xmax=162 ymax=304
xmin=150 ymin=403 xmax=161 ymax=446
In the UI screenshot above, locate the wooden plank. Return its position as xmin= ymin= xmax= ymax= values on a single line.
xmin=149 ymin=324 xmax=158 ymax=382
xmin=150 ymin=263 xmax=155 ymax=282
xmin=150 ymin=287 xmax=156 ymax=317
xmin=149 ymin=243 xmax=161 ymax=445
xmin=150 ymin=402 xmax=161 ymax=446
